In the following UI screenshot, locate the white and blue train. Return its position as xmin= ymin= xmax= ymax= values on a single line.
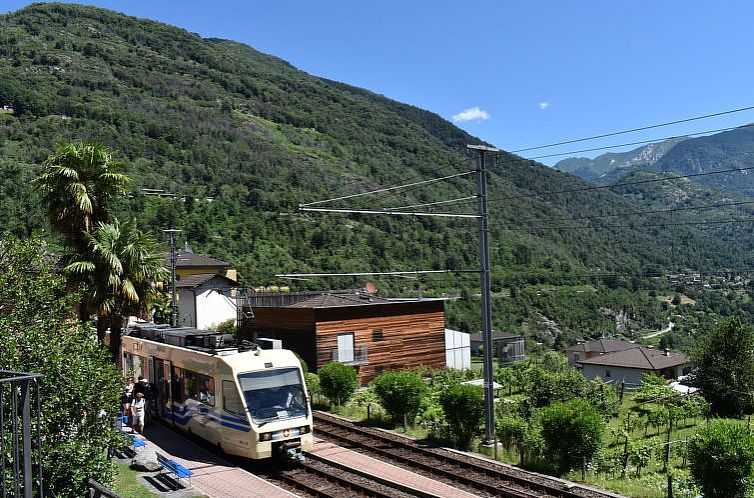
xmin=121 ymin=324 xmax=313 ymax=461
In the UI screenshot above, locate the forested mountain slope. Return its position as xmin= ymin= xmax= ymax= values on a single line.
xmin=554 ymin=138 xmax=686 ymax=181
xmin=1 ymin=3 xmax=752 ymax=339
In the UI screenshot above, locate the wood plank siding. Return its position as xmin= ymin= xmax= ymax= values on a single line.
xmin=241 ymin=300 xmax=446 ymax=384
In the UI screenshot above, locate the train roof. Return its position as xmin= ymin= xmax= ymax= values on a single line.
xmin=125 ymin=323 xmax=302 ymax=370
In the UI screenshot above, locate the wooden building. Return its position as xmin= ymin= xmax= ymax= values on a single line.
xmin=239 ymin=291 xmax=446 ymax=384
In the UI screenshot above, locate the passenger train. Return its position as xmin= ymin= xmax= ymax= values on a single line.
xmin=121 ymin=324 xmax=313 ymax=461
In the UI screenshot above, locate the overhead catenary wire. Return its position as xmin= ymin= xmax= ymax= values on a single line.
xmin=505 ymin=217 xmax=754 ymax=232
xmin=491 ymin=165 xmax=754 ymax=203
xmin=299 ymin=170 xmax=476 ymax=207
xmin=510 ymin=104 xmax=754 ymax=153
xmin=525 ymin=123 xmax=753 ymax=161
xmin=515 ymin=199 xmax=754 ymax=224
xmin=275 ymin=269 xmax=480 ymax=278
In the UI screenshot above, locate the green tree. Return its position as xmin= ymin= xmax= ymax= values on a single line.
xmin=439 ymin=383 xmax=484 ymax=449
xmin=690 ymin=317 xmax=754 ymax=416
xmin=65 ymin=220 xmax=167 ymax=357
xmin=317 ymin=362 xmax=358 ymax=406
xmin=688 ymin=420 xmax=754 ymax=498
xmin=33 ymin=141 xmax=129 ymax=252
xmin=371 ymin=370 xmax=428 ymax=425
xmin=540 ymin=399 xmax=606 ymax=473
xmin=0 ymin=235 xmax=122 ymax=497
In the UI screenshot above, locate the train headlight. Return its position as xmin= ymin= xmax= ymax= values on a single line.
xmin=300 ymin=426 xmax=311 ymax=434
xmin=259 ymin=432 xmax=272 ymax=442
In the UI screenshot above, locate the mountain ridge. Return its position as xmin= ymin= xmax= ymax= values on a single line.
xmin=1 ymin=3 xmax=753 ymax=337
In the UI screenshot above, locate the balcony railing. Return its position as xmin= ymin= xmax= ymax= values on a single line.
xmin=331 ymin=346 xmax=369 ymax=366
xmin=1 ymin=370 xmax=43 ymax=498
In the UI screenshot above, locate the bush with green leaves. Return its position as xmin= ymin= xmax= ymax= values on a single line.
xmin=0 ymin=236 xmax=122 ymax=497
xmin=690 ymin=317 xmax=754 ymax=416
xmin=540 ymin=399 xmax=606 ymax=473
xmin=438 ymin=383 xmax=484 ymax=449
xmin=688 ymin=420 xmax=754 ymax=498
xmin=317 ymin=362 xmax=358 ymax=406
xmin=371 ymin=370 xmax=428 ymax=425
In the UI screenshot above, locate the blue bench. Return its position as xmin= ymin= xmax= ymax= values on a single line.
xmin=115 ymin=414 xmax=147 ymax=450
xmin=156 ymin=452 xmax=193 ymax=484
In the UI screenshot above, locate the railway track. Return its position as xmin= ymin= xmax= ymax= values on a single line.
xmin=273 ymin=455 xmax=419 ymax=498
xmin=312 ymin=411 xmax=622 ymax=498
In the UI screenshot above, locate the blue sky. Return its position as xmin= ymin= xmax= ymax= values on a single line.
xmin=3 ymin=1 xmax=754 ymax=165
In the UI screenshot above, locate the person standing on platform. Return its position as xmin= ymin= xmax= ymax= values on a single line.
xmin=131 ymin=392 xmax=146 ymax=434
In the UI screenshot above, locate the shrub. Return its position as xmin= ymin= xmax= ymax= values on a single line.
xmin=439 ymin=383 xmax=484 ymax=449
xmin=371 ymin=370 xmax=428 ymax=425
xmin=688 ymin=420 xmax=754 ymax=498
xmin=540 ymin=399 xmax=606 ymax=473
xmin=317 ymin=362 xmax=358 ymax=406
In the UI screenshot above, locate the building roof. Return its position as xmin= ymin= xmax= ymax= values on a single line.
xmin=469 ymin=331 xmax=522 ymax=342
xmin=287 ymin=292 xmax=395 ymax=308
xmin=175 ymin=273 xmax=237 ymax=289
xmin=565 ymin=339 xmax=640 ymax=354
xmin=576 ymin=347 xmax=687 ymax=371
xmin=162 ymin=250 xmax=229 ymax=269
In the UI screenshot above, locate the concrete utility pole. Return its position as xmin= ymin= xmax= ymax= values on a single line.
xmin=163 ymin=229 xmax=182 ymax=327
xmin=468 ymin=144 xmax=499 ymax=445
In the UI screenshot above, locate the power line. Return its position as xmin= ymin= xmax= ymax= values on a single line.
xmin=527 ymin=123 xmax=752 ymax=161
xmin=275 ymin=269 xmax=480 ymax=278
xmin=505 ymin=217 xmax=754 ymax=232
xmin=300 ymin=170 xmax=475 ymax=207
xmin=492 ymin=165 xmax=754 ymax=202
xmin=515 ymin=199 xmax=754 ymax=224
xmin=510 ymin=104 xmax=754 ymax=153
xmin=387 ymin=196 xmax=477 ymax=212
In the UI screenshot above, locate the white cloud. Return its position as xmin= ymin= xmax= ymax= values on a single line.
xmin=452 ymin=107 xmax=490 ymax=123
xmin=539 ymin=102 xmax=551 ymax=110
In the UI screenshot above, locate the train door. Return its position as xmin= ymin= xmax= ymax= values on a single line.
xmin=153 ymin=358 xmax=173 ymax=424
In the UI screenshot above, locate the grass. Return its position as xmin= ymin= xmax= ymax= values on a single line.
xmin=111 ymin=463 xmax=156 ymax=498
xmin=111 ymin=462 xmax=208 ymax=498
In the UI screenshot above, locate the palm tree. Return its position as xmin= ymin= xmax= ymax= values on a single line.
xmin=33 ymin=141 xmax=130 ymax=251
xmin=66 ymin=220 xmax=168 ymax=359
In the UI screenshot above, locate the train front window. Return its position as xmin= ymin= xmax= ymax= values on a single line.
xmin=237 ymin=368 xmax=307 ymax=424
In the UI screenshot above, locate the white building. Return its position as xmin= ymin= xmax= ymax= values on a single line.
xmin=577 ymin=347 xmax=688 ymax=387
xmin=176 ymin=273 xmax=237 ymax=330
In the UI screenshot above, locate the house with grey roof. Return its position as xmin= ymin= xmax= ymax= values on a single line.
xmin=176 ymin=273 xmax=238 ymax=330
xmin=565 ymin=339 xmax=640 ymax=366
xmin=576 ymin=347 xmax=688 ymax=386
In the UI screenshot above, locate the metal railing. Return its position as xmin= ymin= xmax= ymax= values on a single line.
xmin=331 ymin=346 xmax=369 ymax=365
xmin=1 ymin=370 xmax=43 ymax=498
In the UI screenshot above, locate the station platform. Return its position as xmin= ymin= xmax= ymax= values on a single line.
xmin=121 ymin=422 xmax=484 ymax=498
xmin=123 ymin=422 xmax=298 ymax=498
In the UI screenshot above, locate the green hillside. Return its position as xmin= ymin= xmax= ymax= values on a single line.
xmin=1 ymin=3 xmax=752 ymax=342
xmin=650 ymin=125 xmax=754 ymax=196
xmin=554 ymin=137 xmax=686 ymax=181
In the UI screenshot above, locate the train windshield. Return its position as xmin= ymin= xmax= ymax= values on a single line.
xmin=238 ymin=367 xmax=308 ymax=424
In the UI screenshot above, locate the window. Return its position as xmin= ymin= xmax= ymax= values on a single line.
xmin=372 ymin=329 xmax=384 ymax=342
xmin=123 ymin=353 xmax=146 ymax=380
xmin=574 ymin=353 xmax=580 ymax=361
xmin=171 ymin=366 xmax=188 ymax=403
xmin=605 ymin=369 xmax=612 ymax=378
xmin=337 ymin=333 xmax=355 ymax=362
xmin=223 ymin=380 xmax=243 ymax=417
xmin=194 ymin=373 xmax=216 ymax=406
xmin=238 ymin=368 xmax=307 ymax=423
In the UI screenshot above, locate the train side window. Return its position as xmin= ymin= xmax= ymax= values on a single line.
xmin=223 ymin=380 xmax=243 ymax=417
xmin=195 ymin=373 xmax=216 ymax=406
xmin=172 ymin=366 xmax=188 ymax=403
